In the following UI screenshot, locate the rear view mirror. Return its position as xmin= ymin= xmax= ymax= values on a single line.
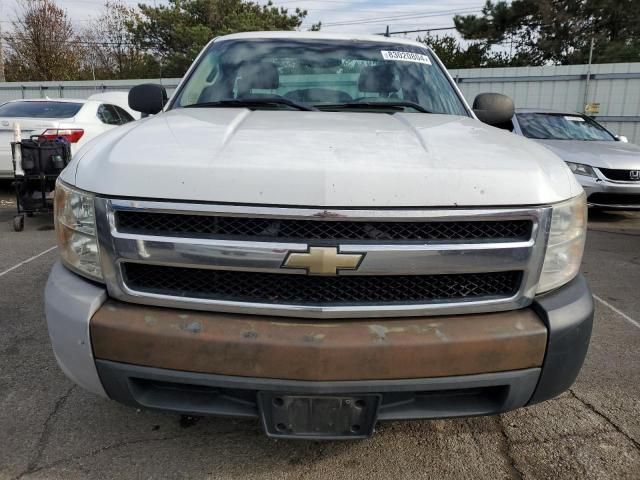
xmin=616 ymin=135 xmax=629 ymax=143
xmin=473 ymin=93 xmax=515 ymax=126
xmin=129 ymin=84 xmax=168 ymax=115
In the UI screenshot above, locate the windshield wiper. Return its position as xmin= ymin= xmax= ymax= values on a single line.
xmin=316 ymin=101 xmax=431 ymax=113
xmin=184 ymin=97 xmax=318 ymax=112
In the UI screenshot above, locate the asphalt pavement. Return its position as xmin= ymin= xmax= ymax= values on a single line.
xmin=1 ymin=183 xmax=639 ymax=479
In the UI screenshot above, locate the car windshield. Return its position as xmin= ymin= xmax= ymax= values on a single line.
xmin=0 ymin=101 xmax=83 ymax=119
xmin=171 ymin=38 xmax=469 ymax=116
xmin=517 ymin=113 xmax=615 ymax=141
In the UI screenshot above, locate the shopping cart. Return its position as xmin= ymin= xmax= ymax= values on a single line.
xmin=11 ymin=136 xmax=71 ymax=231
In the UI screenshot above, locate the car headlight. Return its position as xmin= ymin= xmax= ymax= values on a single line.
xmin=54 ymin=180 xmax=103 ymax=282
xmin=537 ymin=193 xmax=587 ymax=294
xmin=566 ymin=161 xmax=597 ymax=178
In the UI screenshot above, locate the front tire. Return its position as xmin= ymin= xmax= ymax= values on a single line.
xmin=13 ymin=215 xmax=25 ymax=232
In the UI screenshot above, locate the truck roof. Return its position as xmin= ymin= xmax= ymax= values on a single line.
xmin=215 ymin=31 xmax=428 ymax=49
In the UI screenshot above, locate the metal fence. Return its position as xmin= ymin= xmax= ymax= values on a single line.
xmin=1 ymin=61 xmax=640 ymax=142
xmin=0 ymin=78 xmax=182 ymax=103
xmin=450 ymin=62 xmax=640 ymax=143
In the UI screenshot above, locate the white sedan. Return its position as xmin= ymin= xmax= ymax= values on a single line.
xmin=0 ymin=98 xmax=136 ymax=179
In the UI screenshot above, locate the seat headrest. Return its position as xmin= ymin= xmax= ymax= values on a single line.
xmin=237 ymin=62 xmax=280 ymax=92
xmin=358 ymin=64 xmax=399 ymax=93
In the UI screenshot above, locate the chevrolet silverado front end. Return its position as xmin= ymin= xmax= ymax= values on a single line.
xmin=45 ymin=32 xmax=593 ymax=440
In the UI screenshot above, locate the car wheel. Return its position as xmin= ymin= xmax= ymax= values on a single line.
xmin=13 ymin=215 xmax=25 ymax=232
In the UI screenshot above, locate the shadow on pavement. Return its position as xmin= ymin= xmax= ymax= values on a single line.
xmin=588 ymin=208 xmax=634 ymax=223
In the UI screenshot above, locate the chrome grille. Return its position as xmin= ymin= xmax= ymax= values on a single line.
xmin=123 ymin=263 xmax=522 ymax=306
xmin=96 ymin=199 xmax=551 ymax=319
xmin=116 ymin=211 xmax=532 ymax=242
xmin=598 ymin=168 xmax=640 ymax=182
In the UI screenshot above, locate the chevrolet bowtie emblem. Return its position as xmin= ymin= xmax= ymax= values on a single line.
xmin=282 ymin=247 xmax=364 ymax=275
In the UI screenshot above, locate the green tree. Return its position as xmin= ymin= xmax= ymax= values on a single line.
xmin=454 ymin=0 xmax=545 ymax=66
xmin=419 ymin=33 xmax=510 ymax=69
xmin=454 ymin=0 xmax=640 ymax=65
xmin=129 ymin=0 xmax=309 ymax=77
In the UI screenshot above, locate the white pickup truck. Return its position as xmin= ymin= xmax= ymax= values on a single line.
xmin=46 ymin=32 xmax=593 ymax=440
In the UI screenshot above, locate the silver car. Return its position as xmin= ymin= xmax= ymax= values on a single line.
xmin=511 ymin=108 xmax=640 ymax=209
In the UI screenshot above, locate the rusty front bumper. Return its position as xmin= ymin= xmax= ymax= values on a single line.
xmin=46 ymin=261 xmax=593 ymax=431
xmin=91 ymin=300 xmax=547 ymax=381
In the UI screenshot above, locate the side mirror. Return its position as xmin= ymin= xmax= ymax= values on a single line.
xmin=472 ymin=93 xmax=515 ymax=126
xmin=616 ymin=135 xmax=629 ymax=143
xmin=128 ymin=83 xmax=168 ymax=115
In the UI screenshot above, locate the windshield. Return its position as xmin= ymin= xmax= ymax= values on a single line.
xmin=517 ymin=113 xmax=615 ymax=141
xmin=0 ymin=101 xmax=83 ymax=119
xmin=171 ymin=38 xmax=469 ymax=116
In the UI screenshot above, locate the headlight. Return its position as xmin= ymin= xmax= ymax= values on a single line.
xmin=54 ymin=180 xmax=103 ymax=282
xmin=537 ymin=193 xmax=587 ymax=293
xmin=566 ymin=161 xmax=597 ymax=178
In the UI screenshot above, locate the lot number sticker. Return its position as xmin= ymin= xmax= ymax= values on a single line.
xmin=381 ymin=50 xmax=432 ymax=65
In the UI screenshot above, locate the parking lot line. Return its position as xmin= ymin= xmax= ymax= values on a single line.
xmin=593 ymin=294 xmax=640 ymax=330
xmin=0 ymin=246 xmax=57 ymax=278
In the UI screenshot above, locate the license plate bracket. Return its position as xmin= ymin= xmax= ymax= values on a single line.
xmin=258 ymin=393 xmax=381 ymax=440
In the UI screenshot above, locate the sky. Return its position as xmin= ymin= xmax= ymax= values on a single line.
xmin=0 ymin=0 xmax=485 ymax=37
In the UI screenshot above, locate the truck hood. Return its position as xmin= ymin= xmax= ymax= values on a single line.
xmin=534 ymin=139 xmax=640 ymax=170
xmin=66 ymin=109 xmax=580 ymax=207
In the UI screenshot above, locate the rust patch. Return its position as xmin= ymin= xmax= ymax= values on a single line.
xmin=311 ymin=210 xmax=346 ymax=219
xmin=302 ymin=333 xmax=326 ymax=343
xmin=180 ymin=321 xmax=201 ymax=334
xmin=91 ymin=300 xmax=548 ymax=381
xmin=242 ymin=330 xmax=258 ymax=340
